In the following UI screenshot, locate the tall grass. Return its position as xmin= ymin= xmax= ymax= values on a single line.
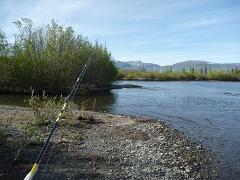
xmin=25 ymin=93 xmax=78 ymax=126
xmin=0 ymin=18 xmax=117 ymax=95
xmin=118 ymin=69 xmax=240 ymax=81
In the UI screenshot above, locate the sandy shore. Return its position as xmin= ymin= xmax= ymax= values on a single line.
xmin=0 ymin=105 xmax=215 ymax=179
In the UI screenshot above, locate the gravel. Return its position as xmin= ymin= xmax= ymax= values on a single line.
xmin=0 ymin=106 xmax=216 ymax=179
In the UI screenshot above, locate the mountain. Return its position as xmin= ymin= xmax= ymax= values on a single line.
xmin=115 ymin=60 xmax=240 ymax=72
xmin=170 ymin=60 xmax=240 ymax=72
xmin=115 ymin=61 xmax=161 ymax=71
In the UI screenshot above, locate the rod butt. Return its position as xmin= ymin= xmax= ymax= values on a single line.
xmin=24 ymin=163 xmax=38 ymax=180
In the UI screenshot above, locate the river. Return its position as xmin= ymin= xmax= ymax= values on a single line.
xmin=0 ymin=80 xmax=239 ymax=179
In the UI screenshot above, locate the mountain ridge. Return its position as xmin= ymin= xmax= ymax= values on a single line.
xmin=115 ymin=60 xmax=240 ymax=72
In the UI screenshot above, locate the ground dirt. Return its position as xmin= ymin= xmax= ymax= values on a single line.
xmin=0 ymin=105 xmax=216 ymax=179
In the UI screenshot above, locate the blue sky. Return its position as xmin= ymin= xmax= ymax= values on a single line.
xmin=0 ymin=0 xmax=239 ymax=65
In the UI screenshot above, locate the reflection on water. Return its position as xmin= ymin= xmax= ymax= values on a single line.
xmin=0 ymin=92 xmax=116 ymax=111
xmin=0 ymin=95 xmax=29 ymax=106
xmin=0 ymin=81 xmax=240 ymax=179
xmin=74 ymin=92 xmax=116 ymax=111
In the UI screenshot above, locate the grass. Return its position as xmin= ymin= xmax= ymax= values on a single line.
xmin=117 ymin=69 xmax=240 ymax=81
xmin=25 ymin=91 xmax=78 ymax=126
xmin=22 ymin=125 xmax=42 ymax=145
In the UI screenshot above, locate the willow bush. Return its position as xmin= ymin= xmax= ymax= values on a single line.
xmin=0 ymin=18 xmax=117 ymax=94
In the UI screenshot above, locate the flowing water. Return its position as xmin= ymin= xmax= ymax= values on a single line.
xmin=0 ymin=81 xmax=240 ymax=179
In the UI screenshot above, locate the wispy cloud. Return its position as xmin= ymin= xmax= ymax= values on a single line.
xmin=183 ymin=17 xmax=223 ymax=28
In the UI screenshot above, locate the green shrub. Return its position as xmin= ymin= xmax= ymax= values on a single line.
xmin=0 ymin=18 xmax=118 ymax=94
xmin=25 ymin=93 xmax=78 ymax=126
xmin=117 ymin=69 xmax=240 ymax=81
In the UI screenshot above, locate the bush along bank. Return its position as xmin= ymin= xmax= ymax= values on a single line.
xmin=0 ymin=18 xmax=118 ymax=95
xmin=117 ymin=68 xmax=240 ymax=81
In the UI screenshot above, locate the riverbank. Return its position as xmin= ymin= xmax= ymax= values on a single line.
xmin=0 ymin=84 xmax=142 ymax=96
xmin=117 ymin=70 xmax=240 ymax=81
xmin=0 ymin=105 xmax=216 ymax=179
xmin=119 ymin=78 xmax=240 ymax=82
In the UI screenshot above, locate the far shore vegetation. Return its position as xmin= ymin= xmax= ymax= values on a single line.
xmin=117 ymin=67 xmax=240 ymax=81
xmin=0 ymin=18 xmax=117 ymax=95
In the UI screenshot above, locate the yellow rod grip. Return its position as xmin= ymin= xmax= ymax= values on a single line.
xmin=24 ymin=163 xmax=38 ymax=180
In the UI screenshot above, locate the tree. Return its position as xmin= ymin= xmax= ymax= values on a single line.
xmin=204 ymin=65 xmax=208 ymax=75
xmin=190 ymin=67 xmax=195 ymax=73
xmin=0 ymin=30 xmax=8 ymax=57
xmin=182 ymin=68 xmax=186 ymax=73
xmin=169 ymin=66 xmax=173 ymax=73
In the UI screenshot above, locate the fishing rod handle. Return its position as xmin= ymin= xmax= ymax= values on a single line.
xmin=24 ymin=163 xmax=38 ymax=180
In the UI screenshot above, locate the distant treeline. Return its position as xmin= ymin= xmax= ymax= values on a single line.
xmin=0 ymin=18 xmax=117 ymax=94
xmin=117 ymin=67 xmax=240 ymax=81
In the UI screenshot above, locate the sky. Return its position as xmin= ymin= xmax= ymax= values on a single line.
xmin=0 ymin=0 xmax=240 ymax=65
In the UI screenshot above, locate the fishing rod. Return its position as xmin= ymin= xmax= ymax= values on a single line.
xmin=24 ymin=51 xmax=95 ymax=180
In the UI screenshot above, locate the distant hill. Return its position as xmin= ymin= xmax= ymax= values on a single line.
xmin=115 ymin=61 xmax=161 ymax=71
xmin=169 ymin=60 xmax=240 ymax=72
xmin=115 ymin=60 xmax=240 ymax=72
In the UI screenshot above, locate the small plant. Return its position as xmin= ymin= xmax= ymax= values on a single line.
xmin=72 ymin=132 xmax=84 ymax=141
xmin=23 ymin=125 xmax=42 ymax=144
xmin=25 ymin=92 xmax=79 ymax=126
xmin=0 ymin=128 xmax=8 ymax=141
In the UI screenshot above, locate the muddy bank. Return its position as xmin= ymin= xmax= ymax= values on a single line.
xmin=0 ymin=105 xmax=216 ymax=179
